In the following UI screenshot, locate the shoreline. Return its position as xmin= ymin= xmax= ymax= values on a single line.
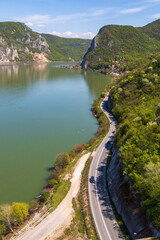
xmin=0 ymin=64 xmax=111 ymax=239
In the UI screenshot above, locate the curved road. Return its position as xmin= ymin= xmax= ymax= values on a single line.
xmin=88 ymin=94 xmax=124 ymax=240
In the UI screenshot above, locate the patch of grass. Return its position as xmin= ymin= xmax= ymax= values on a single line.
xmin=54 ymin=198 xmax=85 ymax=240
xmin=80 ymin=157 xmax=99 ymax=240
xmin=50 ymin=180 xmax=71 ymax=211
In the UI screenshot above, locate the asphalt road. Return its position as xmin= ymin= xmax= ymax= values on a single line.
xmin=88 ymin=94 xmax=124 ymax=240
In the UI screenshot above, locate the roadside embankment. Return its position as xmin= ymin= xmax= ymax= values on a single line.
xmin=13 ymin=152 xmax=90 ymax=240
xmin=106 ymin=95 xmax=160 ymax=239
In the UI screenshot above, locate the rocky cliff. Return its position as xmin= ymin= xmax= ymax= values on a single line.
xmin=107 ymin=97 xmax=160 ymax=239
xmin=0 ymin=22 xmax=91 ymax=64
xmin=81 ymin=20 xmax=160 ymax=70
xmin=0 ymin=22 xmax=50 ymax=63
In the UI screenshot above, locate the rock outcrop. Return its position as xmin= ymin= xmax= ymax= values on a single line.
xmin=0 ymin=22 xmax=50 ymax=64
xmin=107 ymin=97 xmax=160 ymax=239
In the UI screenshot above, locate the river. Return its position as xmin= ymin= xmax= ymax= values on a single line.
xmin=0 ymin=63 xmax=111 ymax=204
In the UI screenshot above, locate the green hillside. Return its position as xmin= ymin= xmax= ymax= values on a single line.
xmin=82 ymin=22 xmax=160 ymax=71
xmin=141 ymin=19 xmax=160 ymax=41
xmin=110 ymin=57 xmax=160 ymax=228
xmin=0 ymin=22 xmax=91 ymax=63
xmin=42 ymin=34 xmax=91 ymax=61
xmin=0 ymin=22 xmax=40 ymax=46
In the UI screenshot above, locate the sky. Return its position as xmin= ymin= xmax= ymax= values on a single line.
xmin=0 ymin=0 xmax=160 ymax=39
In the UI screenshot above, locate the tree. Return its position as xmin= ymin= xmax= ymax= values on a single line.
xmin=0 ymin=204 xmax=14 ymax=233
xmin=11 ymin=202 xmax=29 ymax=225
xmin=54 ymin=153 xmax=70 ymax=170
xmin=73 ymin=143 xmax=85 ymax=154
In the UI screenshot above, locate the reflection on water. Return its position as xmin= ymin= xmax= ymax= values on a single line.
xmin=0 ymin=63 xmax=111 ymax=204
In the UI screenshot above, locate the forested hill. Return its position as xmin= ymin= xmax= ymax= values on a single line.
xmin=141 ymin=19 xmax=160 ymax=41
xmin=0 ymin=22 xmax=91 ymax=63
xmin=42 ymin=34 xmax=91 ymax=61
xmin=81 ymin=19 xmax=160 ymax=71
xmin=110 ymin=57 xmax=160 ymax=228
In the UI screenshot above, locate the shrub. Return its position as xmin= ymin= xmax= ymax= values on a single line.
xmin=48 ymin=178 xmax=57 ymax=188
xmin=73 ymin=143 xmax=85 ymax=154
xmin=54 ymin=152 xmax=70 ymax=170
xmin=42 ymin=191 xmax=50 ymax=202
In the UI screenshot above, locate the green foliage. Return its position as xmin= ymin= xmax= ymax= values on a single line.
xmin=141 ymin=19 xmax=160 ymax=41
xmin=73 ymin=143 xmax=85 ymax=153
xmin=83 ymin=23 xmax=160 ymax=71
xmin=42 ymin=34 xmax=91 ymax=61
xmin=54 ymin=152 xmax=70 ymax=170
xmin=110 ymin=56 xmax=160 ymax=228
xmin=48 ymin=178 xmax=57 ymax=188
xmin=0 ymin=22 xmax=91 ymax=63
xmin=42 ymin=191 xmax=51 ymax=202
xmin=28 ymin=200 xmax=39 ymax=213
xmin=0 ymin=202 xmax=29 ymax=234
xmin=11 ymin=202 xmax=29 ymax=225
xmin=0 ymin=223 xmax=7 ymax=237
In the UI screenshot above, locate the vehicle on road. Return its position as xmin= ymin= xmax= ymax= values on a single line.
xmin=90 ymin=176 xmax=95 ymax=183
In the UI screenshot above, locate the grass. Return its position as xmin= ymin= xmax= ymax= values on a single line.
xmin=80 ymin=157 xmax=99 ymax=240
xmin=50 ymin=180 xmax=71 ymax=211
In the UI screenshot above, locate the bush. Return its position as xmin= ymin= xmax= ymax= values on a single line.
xmin=42 ymin=191 xmax=50 ymax=202
xmin=54 ymin=153 xmax=70 ymax=170
xmin=28 ymin=200 xmax=39 ymax=213
xmin=48 ymin=178 xmax=57 ymax=188
xmin=73 ymin=143 xmax=85 ymax=154
xmin=12 ymin=202 xmax=29 ymax=225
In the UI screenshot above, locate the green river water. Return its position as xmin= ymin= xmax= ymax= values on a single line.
xmin=0 ymin=63 xmax=111 ymax=204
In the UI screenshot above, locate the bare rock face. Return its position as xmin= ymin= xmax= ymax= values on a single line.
xmin=0 ymin=24 xmax=50 ymax=64
xmin=81 ymin=33 xmax=99 ymax=69
xmin=107 ymin=145 xmax=160 ymax=239
xmin=33 ymin=53 xmax=50 ymax=63
xmin=106 ymin=96 xmax=160 ymax=239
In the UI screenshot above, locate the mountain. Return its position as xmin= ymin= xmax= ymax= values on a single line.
xmin=0 ymin=22 xmax=91 ymax=64
xmin=81 ymin=20 xmax=160 ymax=71
xmin=141 ymin=19 xmax=160 ymax=41
xmin=42 ymin=34 xmax=91 ymax=61
xmin=0 ymin=22 xmax=50 ymax=63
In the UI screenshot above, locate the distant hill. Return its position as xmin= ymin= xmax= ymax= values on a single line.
xmin=81 ymin=20 xmax=160 ymax=71
xmin=42 ymin=34 xmax=91 ymax=61
xmin=0 ymin=22 xmax=91 ymax=63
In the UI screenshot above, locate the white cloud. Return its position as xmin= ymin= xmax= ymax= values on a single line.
xmin=12 ymin=7 xmax=113 ymax=26
xmin=81 ymin=32 xmax=95 ymax=39
xmin=36 ymin=24 xmax=47 ymax=28
xmin=63 ymin=32 xmax=79 ymax=38
xmin=150 ymin=13 xmax=160 ymax=18
xmin=121 ymin=7 xmax=145 ymax=14
xmin=13 ymin=14 xmax=52 ymax=24
xmin=25 ymin=22 xmax=33 ymax=27
xmin=49 ymin=31 xmax=95 ymax=39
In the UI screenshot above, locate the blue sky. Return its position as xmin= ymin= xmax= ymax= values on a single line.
xmin=1 ymin=0 xmax=160 ymax=38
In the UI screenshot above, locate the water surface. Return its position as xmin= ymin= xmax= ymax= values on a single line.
xmin=0 ymin=63 xmax=111 ymax=204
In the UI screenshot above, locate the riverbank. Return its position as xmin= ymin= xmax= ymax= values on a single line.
xmin=12 ymin=152 xmax=91 ymax=240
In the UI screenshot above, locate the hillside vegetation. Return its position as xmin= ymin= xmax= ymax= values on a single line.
xmin=110 ymin=57 xmax=160 ymax=228
xmin=42 ymin=34 xmax=91 ymax=61
xmin=82 ymin=20 xmax=160 ymax=72
xmin=141 ymin=19 xmax=160 ymax=41
xmin=0 ymin=22 xmax=91 ymax=63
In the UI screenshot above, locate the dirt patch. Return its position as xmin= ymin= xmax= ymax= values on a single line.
xmin=14 ymin=152 xmax=90 ymax=240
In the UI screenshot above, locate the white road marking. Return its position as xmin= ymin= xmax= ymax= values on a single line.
xmin=95 ymin=146 xmax=112 ymax=240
